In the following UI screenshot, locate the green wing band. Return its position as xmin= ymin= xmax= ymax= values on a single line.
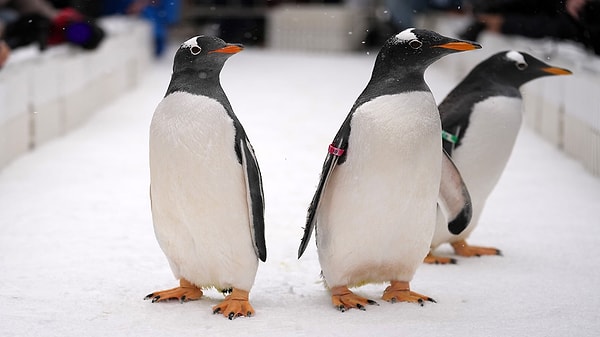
xmin=441 ymin=130 xmax=458 ymax=144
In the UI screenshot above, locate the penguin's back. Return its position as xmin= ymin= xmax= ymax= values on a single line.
xmin=317 ymin=91 xmax=442 ymax=287
xmin=149 ymin=91 xmax=258 ymax=290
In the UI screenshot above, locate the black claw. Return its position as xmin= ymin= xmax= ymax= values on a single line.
xmin=475 ymin=254 xmax=481 ymax=257
xmin=337 ymin=305 xmax=346 ymax=312
xmin=450 ymin=258 xmax=457 ymax=264
xmin=213 ymin=308 xmax=221 ymax=315
xmin=356 ymin=303 xmax=365 ymax=311
xmin=247 ymin=311 xmax=252 ymax=317
xmin=228 ymin=312 xmax=235 ymax=320
xmin=496 ymin=250 xmax=503 ymax=256
xmin=367 ymin=299 xmax=379 ymax=306
xmin=418 ymin=299 xmax=424 ymax=307
xmin=151 ymin=295 xmax=160 ymax=303
xmin=180 ymin=296 xmax=186 ymax=303
xmin=144 ymin=293 xmax=154 ymax=301
xmin=390 ymin=297 xmax=397 ymax=304
xmin=428 ymin=297 xmax=437 ymax=303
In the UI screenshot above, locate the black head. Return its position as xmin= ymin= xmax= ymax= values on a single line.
xmin=471 ymin=51 xmax=572 ymax=87
xmin=358 ymin=28 xmax=480 ymax=100
xmin=165 ymin=36 xmax=243 ymax=97
xmin=171 ymin=35 xmax=243 ymax=77
xmin=373 ymin=28 xmax=481 ymax=76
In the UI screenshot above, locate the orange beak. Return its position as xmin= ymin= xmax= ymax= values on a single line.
xmin=435 ymin=41 xmax=482 ymax=51
xmin=542 ymin=67 xmax=572 ymax=76
xmin=210 ymin=44 xmax=244 ymax=54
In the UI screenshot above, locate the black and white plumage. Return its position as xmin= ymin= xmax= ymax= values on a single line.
xmin=145 ymin=36 xmax=266 ymax=319
xmin=428 ymin=51 xmax=571 ymax=263
xmin=298 ymin=28 xmax=480 ymax=311
xmin=439 ymin=149 xmax=473 ymax=235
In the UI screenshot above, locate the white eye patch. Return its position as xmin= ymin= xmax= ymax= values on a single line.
xmin=506 ymin=50 xmax=527 ymax=69
xmin=182 ymin=36 xmax=200 ymax=48
xmin=182 ymin=36 xmax=202 ymax=55
xmin=395 ymin=28 xmax=418 ymax=43
xmin=506 ymin=50 xmax=525 ymax=63
xmin=392 ymin=28 xmax=422 ymax=49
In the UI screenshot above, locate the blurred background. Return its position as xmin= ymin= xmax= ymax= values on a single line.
xmin=1 ymin=0 xmax=599 ymax=176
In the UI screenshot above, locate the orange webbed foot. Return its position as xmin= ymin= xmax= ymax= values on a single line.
xmin=382 ymin=281 xmax=436 ymax=306
xmin=212 ymin=288 xmax=255 ymax=320
xmin=451 ymin=240 xmax=502 ymax=257
xmin=331 ymin=286 xmax=379 ymax=312
xmin=144 ymin=278 xmax=203 ymax=303
xmin=424 ymin=252 xmax=457 ymax=265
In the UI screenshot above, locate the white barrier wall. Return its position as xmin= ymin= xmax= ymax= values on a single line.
xmin=0 ymin=17 xmax=152 ymax=170
xmin=0 ymin=62 xmax=30 ymax=168
xmin=267 ymin=4 xmax=368 ymax=52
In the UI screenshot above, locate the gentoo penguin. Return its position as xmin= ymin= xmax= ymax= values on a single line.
xmin=298 ymin=28 xmax=480 ymax=311
xmin=145 ymin=36 xmax=266 ymax=319
xmin=426 ymin=51 xmax=571 ymax=264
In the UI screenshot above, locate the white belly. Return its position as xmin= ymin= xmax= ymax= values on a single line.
xmin=433 ymin=96 xmax=522 ymax=246
xmin=149 ymin=92 xmax=257 ymax=291
xmin=317 ymin=92 xmax=442 ymax=288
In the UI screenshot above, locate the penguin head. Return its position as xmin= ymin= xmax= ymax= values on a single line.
xmin=478 ymin=51 xmax=572 ymax=87
xmin=374 ymin=28 xmax=481 ymax=74
xmin=171 ymin=35 xmax=243 ymax=77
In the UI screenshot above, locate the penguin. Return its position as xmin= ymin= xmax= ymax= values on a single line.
xmin=426 ymin=50 xmax=571 ymax=264
xmin=145 ymin=36 xmax=266 ymax=320
xmin=298 ymin=28 xmax=480 ymax=312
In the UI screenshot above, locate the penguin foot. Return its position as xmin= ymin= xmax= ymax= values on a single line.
xmin=330 ymin=285 xmax=378 ymax=312
xmin=212 ymin=288 xmax=255 ymax=320
xmin=423 ymin=253 xmax=457 ymax=265
xmin=451 ymin=240 xmax=502 ymax=257
xmin=144 ymin=278 xmax=203 ymax=303
xmin=382 ymin=281 xmax=436 ymax=306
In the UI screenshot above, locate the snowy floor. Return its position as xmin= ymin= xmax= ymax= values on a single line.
xmin=1 ymin=47 xmax=599 ymax=337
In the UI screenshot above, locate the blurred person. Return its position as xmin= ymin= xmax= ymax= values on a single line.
xmin=460 ymin=0 xmax=600 ymax=55
xmin=385 ymin=0 xmax=430 ymax=30
xmin=385 ymin=0 xmax=462 ymax=30
xmin=1 ymin=11 xmax=9 ymax=67
xmin=101 ymin=0 xmax=180 ymax=57
xmin=0 ymin=0 xmax=104 ymax=51
xmin=0 ymin=39 xmax=9 ymax=67
xmin=0 ymin=0 xmax=55 ymax=50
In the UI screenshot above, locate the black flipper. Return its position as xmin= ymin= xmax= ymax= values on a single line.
xmin=239 ymin=137 xmax=267 ymax=262
xmin=298 ymin=117 xmax=352 ymax=259
xmin=438 ymin=149 xmax=472 ymax=235
xmin=298 ymin=153 xmax=339 ymax=258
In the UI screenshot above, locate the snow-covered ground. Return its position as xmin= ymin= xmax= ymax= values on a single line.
xmin=1 ymin=47 xmax=599 ymax=337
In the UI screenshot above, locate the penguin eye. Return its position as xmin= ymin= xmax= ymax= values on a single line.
xmin=190 ymin=46 xmax=202 ymax=55
xmin=516 ymin=62 xmax=528 ymax=70
xmin=408 ymin=40 xmax=422 ymax=49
